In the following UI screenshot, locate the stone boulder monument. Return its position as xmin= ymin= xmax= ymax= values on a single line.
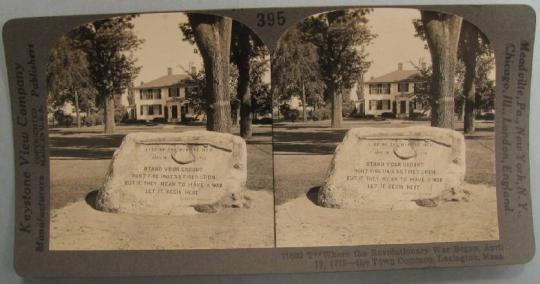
xmin=96 ymin=131 xmax=248 ymax=215
xmin=318 ymin=126 xmax=466 ymax=210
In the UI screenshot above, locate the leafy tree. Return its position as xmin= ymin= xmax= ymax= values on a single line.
xmin=249 ymin=55 xmax=271 ymax=118
xmin=181 ymin=18 xmax=267 ymax=137
xmin=70 ymin=16 xmax=142 ymax=133
xmin=420 ymin=11 xmax=463 ymax=129
xmin=47 ymin=35 xmax=96 ymax=128
xmin=230 ymin=22 xmax=268 ymax=137
xmin=272 ymin=26 xmax=324 ymax=122
xmin=409 ymin=59 xmax=433 ymax=114
xmin=300 ymin=9 xmax=376 ymax=128
xmin=181 ymin=63 xmax=244 ymax=122
xmin=414 ymin=16 xmax=493 ymax=131
xmin=182 ymin=14 xmax=233 ymax=133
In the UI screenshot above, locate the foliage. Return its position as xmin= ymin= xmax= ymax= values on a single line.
xmin=249 ymin=55 xmax=272 ymax=117
xmin=409 ymin=58 xmax=434 ymax=113
xmin=300 ymin=9 xmax=376 ymax=101
xmin=279 ymin=104 xmax=300 ymax=122
xmin=412 ymin=17 xmax=495 ymax=111
xmin=272 ymin=26 xmax=324 ymax=109
xmin=311 ymin=105 xmax=331 ymax=121
xmin=180 ymin=18 xmax=272 ymax=120
xmin=47 ymin=35 xmax=97 ymax=114
xmin=70 ymin=16 xmax=143 ymax=108
xmin=342 ymin=99 xmax=357 ymax=117
xmin=52 ymin=109 xmax=74 ymax=127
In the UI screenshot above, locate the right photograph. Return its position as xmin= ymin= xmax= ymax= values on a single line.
xmin=272 ymin=8 xmax=499 ymax=247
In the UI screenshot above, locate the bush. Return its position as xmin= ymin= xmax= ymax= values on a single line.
xmin=279 ymin=104 xmax=300 ymax=122
xmin=342 ymin=100 xmax=357 ymax=117
xmin=84 ymin=112 xmax=103 ymax=126
xmin=53 ymin=110 xmax=74 ymax=127
xmin=381 ymin=112 xmax=396 ymax=119
xmin=311 ymin=106 xmax=331 ymax=121
xmin=115 ymin=107 xmax=128 ymax=123
xmin=152 ymin=117 xmax=167 ymax=123
xmin=253 ymin=117 xmax=272 ymax=125
xmin=409 ymin=112 xmax=425 ymax=120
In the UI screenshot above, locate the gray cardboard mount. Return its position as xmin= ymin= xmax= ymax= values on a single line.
xmin=2 ymin=4 xmax=535 ymax=277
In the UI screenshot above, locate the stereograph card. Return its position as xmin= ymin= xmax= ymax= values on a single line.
xmin=1 ymin=2 xmax=536 ymax=277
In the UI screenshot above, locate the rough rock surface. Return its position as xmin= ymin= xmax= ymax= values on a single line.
xmin=317 ymin=126 xmax=466 ymax=210
xmin=96 ymin=131 xmax=247 ymax=215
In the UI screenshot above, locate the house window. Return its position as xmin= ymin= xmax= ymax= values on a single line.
xmin=170 ymin=87 xmax=180 ymax=98
xmin=369 ymin=83 xmax=391 ymax=94
xmin=153 ymin=89 xmax=161 ymax=99
xmin=141 ymin=89 xmax=162 ymax=100
xmin=376 ymin=100 xmax=383 ymax=110
xmin=369 ymin=100 xmax=377 ymax=110
xmin=383 ymin=100 xmax=391 ymax=110
xmin=141 ymin=105 xmax=149 ymax=115
xmin=398 ymin=82 xmax=409 ymax=92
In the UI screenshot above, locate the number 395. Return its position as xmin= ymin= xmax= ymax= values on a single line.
xmin=256 ymin=11 xmax=286 ymax=27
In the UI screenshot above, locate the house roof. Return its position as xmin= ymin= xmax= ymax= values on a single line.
xmin=366 ymin=70 xmax=420 ymax=84
xmin=135 ymin=74 xmax=190 ymax=89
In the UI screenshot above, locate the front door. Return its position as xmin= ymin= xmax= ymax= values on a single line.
xmin=164 ymin=106 xmax=169 ymax=121
xmin=171 ymin=105 xmax=178 ymax=119
xmin=400 ymin=101 xmax=407 ymax=114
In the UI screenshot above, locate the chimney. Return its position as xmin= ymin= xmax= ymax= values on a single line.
xmin=167 ymin=67 xmax=173 ymax=75
xmin=421 ymin=62 xmax=427 ymax=70
xmin=140 ymin=81 xmax=144 ymax=86
xmin=191 ymin=66 xmax=197 ymax=74
xmin=398 ymin=62 xmax=403 ymax=71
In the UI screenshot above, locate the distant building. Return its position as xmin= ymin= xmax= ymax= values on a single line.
xmin=130 ymin=68 xmax=194 ymax=122
xmin=352 ymin=63 xmax=426 ymax=118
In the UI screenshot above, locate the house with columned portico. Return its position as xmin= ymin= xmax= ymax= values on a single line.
xmin=131 ymin=68 xmax=193 ymax=122
xmin=352 ymin=63 xmax=427 ymax=118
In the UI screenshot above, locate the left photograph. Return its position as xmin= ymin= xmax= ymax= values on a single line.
xmin=47 ymin=12 xmax=274 ymax=250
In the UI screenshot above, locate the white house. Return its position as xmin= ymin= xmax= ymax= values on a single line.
xmin=353 ymin=63 xmax=426 ymax=118
xmin=131 ymin=68 xmax=193 ymax=122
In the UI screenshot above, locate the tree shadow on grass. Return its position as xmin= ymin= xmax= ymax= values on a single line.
xmin=49 ymin=134 xmax=125 ymax=159
xmin=272 ymin=128 xmax=348 ymax=155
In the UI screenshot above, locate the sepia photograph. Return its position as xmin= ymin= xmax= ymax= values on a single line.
xmin=272 ymin=8 xmax=499 ymax=247
xmin=47 ymin=12 xmax=275 ymax=250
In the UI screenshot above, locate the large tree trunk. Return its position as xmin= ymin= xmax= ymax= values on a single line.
xmin=236 ymin=25 xmax=252 ymax=139
xmin=301 ymin=81 xmax=307 ymax=122
xmin=188 ymin=14 xmax=232 ymax=133
xmin=462 ymin=21 xmax=479 ymax=134
xmin=421 ymin=11 xmax=463 ymax=129
xmin=103 ymin=95 xmax=115 ymax=134
xmin=74 ymin=90 xmax=81 ymax=128
xmin=330 ymin=87 xmax=343 ymax=128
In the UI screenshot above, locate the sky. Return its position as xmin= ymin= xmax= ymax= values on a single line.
xmin=363 ymin=8 xmax=431 ymax=79
xmin=130 ymin=13 xmax=202 ymax=85
xmin=129 ymin=9 xmax=431 ymax=85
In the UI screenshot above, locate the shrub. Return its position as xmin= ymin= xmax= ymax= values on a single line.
xmin=279 ymin=104 xmax=300 ymax=122
xmin=409 ymin=112 xmax=425 ymax=120
xmin=342 ymin=100 xmax=357 ymax=117
xmin=53 ymin=110 xmax=74 ymax=127
xmin=253 ymin=117 xmax=273 ymax=125
xmin=311 ymin=106 xmax=331 ymax=121
xmin=381 ymin=112 xmax=396 ymax=119
xmin=84 ymin=112 xmax=103 ymax=126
